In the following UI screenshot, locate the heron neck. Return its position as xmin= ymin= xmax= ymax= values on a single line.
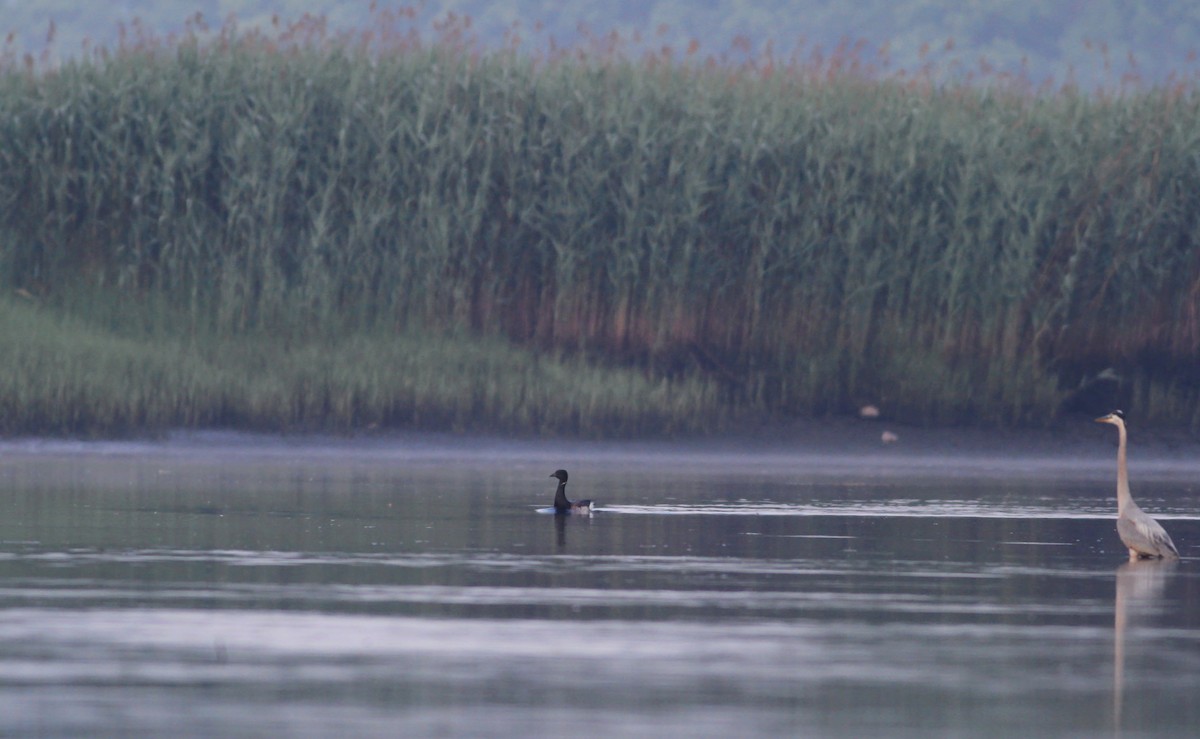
xmin=554 ymin=481 xmax=571 ymax=510
xmin=1116 ymin=423 xmax=1133 ymax=513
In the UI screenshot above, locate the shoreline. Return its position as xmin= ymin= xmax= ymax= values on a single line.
xmin=1 ymin=413 xmax=1197 ymax=482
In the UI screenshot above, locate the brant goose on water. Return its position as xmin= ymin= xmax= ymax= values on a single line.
xmin=549 ymin=469 xmax=594 ymax=514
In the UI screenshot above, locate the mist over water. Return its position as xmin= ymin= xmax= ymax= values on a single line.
xmin=1 ymin=433 xmax=1198 ymax=737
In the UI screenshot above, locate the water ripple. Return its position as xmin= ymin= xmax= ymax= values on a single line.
xmin=601 ymin=501 xmax=1200 ymax=519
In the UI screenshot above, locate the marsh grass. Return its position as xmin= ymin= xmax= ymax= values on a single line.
xmin=2 ymin=11 xmax=1200 ymax=434
xmin=0 ymin=296 xmax=722 ymax=436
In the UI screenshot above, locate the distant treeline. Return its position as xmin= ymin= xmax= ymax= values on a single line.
xmin=1 ymin=17 xmax=1200 ymax=433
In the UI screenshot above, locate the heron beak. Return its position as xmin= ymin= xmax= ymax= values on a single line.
xmin=1094 ymin=414 xmax=1111 ymax=423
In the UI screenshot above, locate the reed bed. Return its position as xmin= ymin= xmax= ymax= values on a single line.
xmin=2 ymin=13 xmax=1200 ymax=433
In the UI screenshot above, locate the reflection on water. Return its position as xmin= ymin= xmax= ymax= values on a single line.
xmin=1113 ymin=559 xmax=1176 ymax=732
xmin=0 ymin=436 xmax=1198 ymax=737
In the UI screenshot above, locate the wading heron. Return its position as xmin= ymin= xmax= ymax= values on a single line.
xmin=1095 ymin=411 xmax=1180 ymax=560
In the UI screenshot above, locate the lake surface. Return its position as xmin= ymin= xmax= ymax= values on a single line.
xmin=1 ymin=431 xmax=1198 ymax=737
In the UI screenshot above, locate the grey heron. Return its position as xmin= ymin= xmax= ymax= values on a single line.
xmin=1095 ymin=411 xmax=1180 ymax=560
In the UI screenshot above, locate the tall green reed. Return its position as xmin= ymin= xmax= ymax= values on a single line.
xmin=2 ymin=14 xmax=1200 ymax=430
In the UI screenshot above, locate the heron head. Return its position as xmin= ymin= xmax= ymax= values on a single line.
xmin=1095 ymin=410 xmax=1126 ymax=425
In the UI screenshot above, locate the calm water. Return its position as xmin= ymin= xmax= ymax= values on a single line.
xmin=1 ymin=432 xmax=1198 ymax=737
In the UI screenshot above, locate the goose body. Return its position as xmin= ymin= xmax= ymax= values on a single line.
xmin=549 ymin=469 xmax=594 ymax=514
xmin=1096 ymin=411 xmax=1179 ymax=560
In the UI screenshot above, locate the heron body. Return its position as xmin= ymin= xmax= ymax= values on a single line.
xmin=1096 ymin=411 xmax=1179 ymax=560
xmin=549 ymin=469 xmax=594 ymax=514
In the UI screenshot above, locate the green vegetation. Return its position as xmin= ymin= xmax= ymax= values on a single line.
xmin=1 ymin=14 xmax=1199 ymax=435
xmin=0 ymin=296 xmax=721 ymax=436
